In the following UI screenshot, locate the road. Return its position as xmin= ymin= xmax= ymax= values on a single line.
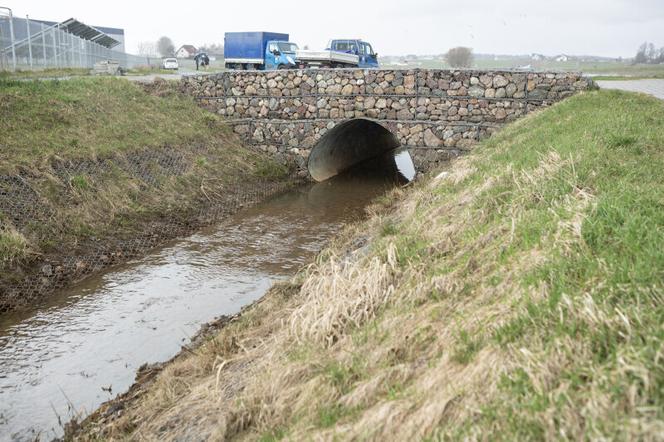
xmin=596 ymin=79 xmax=664 ymax=100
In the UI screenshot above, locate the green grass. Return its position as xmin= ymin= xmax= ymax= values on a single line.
xmin=0 ymin=78 xmax=233 ymax=169
xmin=0 ymin=77 xmax=292 ymax=278
xmin=0 ymin=227 xmax=29 ymax=265
xmin=382 ymin=58 xmax=664 ymax=78
xmin=0 ymin=67 xmax=90 ymax=80
xmin=422 ymin=89 xmax=664 ymax=438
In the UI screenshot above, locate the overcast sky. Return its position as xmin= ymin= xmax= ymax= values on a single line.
xmin=5 ymin=0 xmax=664 ymax=57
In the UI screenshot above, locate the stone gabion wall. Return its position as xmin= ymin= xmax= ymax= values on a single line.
xmin=182 ymin=69 xmax=593 ymax=172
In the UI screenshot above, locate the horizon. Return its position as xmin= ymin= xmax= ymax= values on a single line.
xmin=4 ymin=1 xmax=663 ymax=59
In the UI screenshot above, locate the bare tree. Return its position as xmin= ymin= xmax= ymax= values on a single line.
xmin=137 ymin=41 xmax=158 ymax=57
xmin=199 ymin=43 xmax=224 ymax=55
xmin=634 ymin=42 xmax=664 ymax=64
xmin=445 ymin=47 xmax=473 ymax=68
xmin=157 ymin=36 xmax=175 ymax=58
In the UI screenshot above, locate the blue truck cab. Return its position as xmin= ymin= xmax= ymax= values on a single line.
xmin=224 ymin=32 xmax=298 ymax=70
xmin=327 ymin=39 xmax=379 ymax=68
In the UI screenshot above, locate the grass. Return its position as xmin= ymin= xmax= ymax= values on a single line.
xmin=75 ymin=89 xmax=664 ymax=441
xmin=382 ymin=58 xmax=664 ymax=79
xmin=0 ymin=77 xmax=236 ymax=168
xmin=0 ymin=224 xmax=29 ymax=266
xmin=0 ymin=77 xmax=291 ymax=280
xmin=0 ymin=67 xmax=91 ymax=80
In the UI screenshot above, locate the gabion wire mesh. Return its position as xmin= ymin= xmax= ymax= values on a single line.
xmin=0 ymin=147 xmax=295 ymax=313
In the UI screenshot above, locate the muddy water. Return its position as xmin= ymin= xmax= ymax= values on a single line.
xmin=0 ymin=174 xmax=401 ymax=441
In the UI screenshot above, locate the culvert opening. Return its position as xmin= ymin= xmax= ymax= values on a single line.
xmin=307 ymin=119 xmax=416 ymax=184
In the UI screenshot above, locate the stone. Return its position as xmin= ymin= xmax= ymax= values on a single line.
xmin=397 ymin=109 xmax=412 ymax=120
xmin=395 ymin=85 xmax=405 ymax=94
xmin=470 ymin=76 xmax=479 ymax=85
xmin=479 ymin=75 xmax=492 ymax=87
xmin=409 ymin=124 xmax=423 ymax=135
xmin=495 ymin=108 xmax=507 ymax=120
xmin=493 ymin=75 xmax=509 ymax=88
xmin=423 ymin=129 xmax=442 ymax=147
xmin=495 ymin=88 xmax=506 ymax=98
xmin=267 ymin=79 xmax=277 ymax=88
xmin=364 ymin=97 xmax=376 ymax=109
xmin=375 ymin=98 xmax=387 ymax=109
xmin=341 ymin=84 xmax=353 ymax=95
xmin=326 ymin=84 xmax=342 ymax=94
xmin=485 ymin=88 xmax=496 ymax=98
xmin=246 ymin=85 xmax=257 ymax=95
xmin=505 ymin=83 xmax=518 ymax=97
xmin=468 ymin=86 xmax=484 ymax=97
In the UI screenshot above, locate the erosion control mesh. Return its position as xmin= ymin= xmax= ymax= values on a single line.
xmin=0 ymin=147 xmax=295 ymax=313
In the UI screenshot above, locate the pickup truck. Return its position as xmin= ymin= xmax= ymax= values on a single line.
xmin=296 ymin=39 xmax=379 ymax=69
xmin=224 ymin=32 xmax=298 ymax=70
xmin=327 ymin=39 xmax=379 ymax=68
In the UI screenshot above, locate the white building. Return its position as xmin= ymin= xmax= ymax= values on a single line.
xmin=176 ymin=45 xmax=197 ymax=59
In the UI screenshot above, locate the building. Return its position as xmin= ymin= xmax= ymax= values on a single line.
xmin=1 ymin=17 xmax=125 ymax=52
xmin=176 ymin=45 xmax=197 ymax=59
xmin=555 ymin=54 xmax=569 ymax=62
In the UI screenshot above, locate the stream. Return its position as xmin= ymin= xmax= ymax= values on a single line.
xmin=0 ymin=162 xmax=411 ymax=440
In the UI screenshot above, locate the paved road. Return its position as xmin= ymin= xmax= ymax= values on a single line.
xmin=596 ymin=79 xmax=664 ymax=100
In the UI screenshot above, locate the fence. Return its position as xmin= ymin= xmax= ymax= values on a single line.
xmin=0 ymin=7 xmax=156 ymax=72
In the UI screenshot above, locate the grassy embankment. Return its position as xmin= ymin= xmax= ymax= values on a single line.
xmin=0 ymin=78 xmax=288 ymax=281
xmin=76 ymin=89 xmax=664 ymax=440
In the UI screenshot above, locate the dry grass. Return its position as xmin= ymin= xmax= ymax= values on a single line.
xmin=74 ymin=90 xmax=664 ymax=441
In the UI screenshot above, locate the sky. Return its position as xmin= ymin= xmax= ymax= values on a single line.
xmin=4 ymin=0 xmax=664 ymax=57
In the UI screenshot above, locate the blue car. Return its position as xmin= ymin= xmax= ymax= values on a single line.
xmin=327 ymin=39 xmax=379 ymax=68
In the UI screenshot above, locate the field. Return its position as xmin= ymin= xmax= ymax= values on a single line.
xmin=75 ymin=89 xmax=664 ymax=440
xmin=382 ymin=58 xmax=664 ymax=79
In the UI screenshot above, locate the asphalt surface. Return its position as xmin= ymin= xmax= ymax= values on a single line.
xmin=596 ymin=79 xmax=664 ymax=100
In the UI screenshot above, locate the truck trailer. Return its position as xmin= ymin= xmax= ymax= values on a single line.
xmin=224 ymin=32 xmax=297 ymax=70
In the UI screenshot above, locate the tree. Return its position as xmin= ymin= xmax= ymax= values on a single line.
xmin=137 ymin=41 xmax=157 ymax=57
xmin=634 ymin=42 xmax=648 ymax=64
xmin=445 ymin=47 xmax=473 ymax=68
xmin=157 ymin=36 xmax=175 ymax=58
xmin=199 ymin=43 xmax=224 ymax=55
xmin=633 ymin=42 xmax=664 ymax=64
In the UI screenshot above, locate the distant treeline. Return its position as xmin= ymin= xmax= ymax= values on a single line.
xmin=634 ymin=42 xmax=664 ymax=64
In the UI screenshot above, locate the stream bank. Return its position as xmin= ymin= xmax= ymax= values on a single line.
xmin=0 ymin=78 xmax=295 ymax=313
